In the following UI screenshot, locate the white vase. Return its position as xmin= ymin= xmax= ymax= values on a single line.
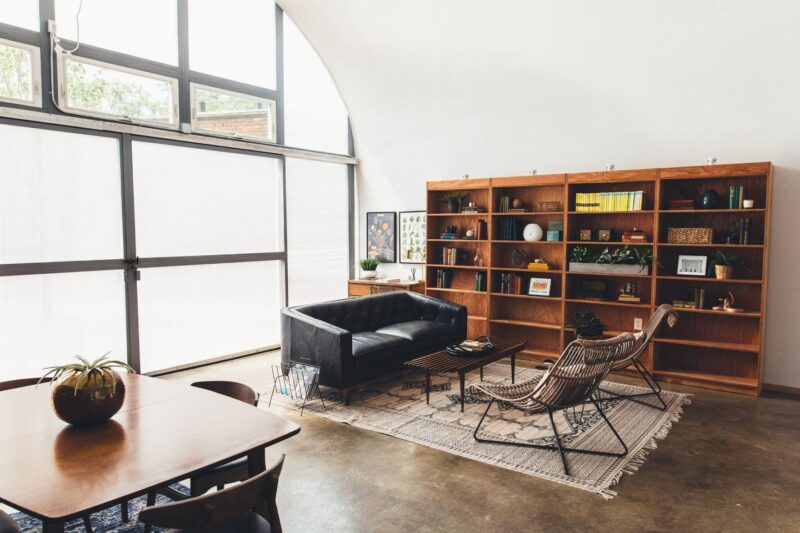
xmin=523 ymin=223 xmax=544 ymax=241
xmin=361 ymin=270 xmax=378 ymax=279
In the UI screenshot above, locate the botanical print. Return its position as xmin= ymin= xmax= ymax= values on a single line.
xmin=399 ymin=211 xmax=426 ymax=263
xmin=367 ymin=212 xmax=396 ymax=262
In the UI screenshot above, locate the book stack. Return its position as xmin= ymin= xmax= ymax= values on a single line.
xmin=622 ymin=229 xmax=648 ymax=243
xmin=474 ymin=271 xmax=486 ymax=291
xmin=462 ymin=205 xmax=484 ymax=213
xmin=433 ymin=269 xmax=453 ymax=288
xmin=575 ymin=191 xmax=644 ymax=212
xmin=498 ymin=196 xmax=511 ymax=213
xmin=498 ymin=217 xmax=524 ymax=240
xmin=672 ymin=288 xmax=706 ymax=309
xmin=728 ymin=186 xmax=745 ymax=209
xmin=439 ymin=232 xmax=458 ymax=239
xmin=668 ymin=199 xmax=695 ymax=210
xmin=498 ymin=272 xmax=523 ymax=294
xmin=441 ymin=247 xmax=462 ymax=265
xmin=475 ymin=219 xmax=487 ymax=240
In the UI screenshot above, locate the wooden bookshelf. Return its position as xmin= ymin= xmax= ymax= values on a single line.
xmin=426 ymin=162 xmax=772 ymax=396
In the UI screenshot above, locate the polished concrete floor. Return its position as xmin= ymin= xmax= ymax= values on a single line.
xmin=162 ymin=351 xmax=800 ymax=533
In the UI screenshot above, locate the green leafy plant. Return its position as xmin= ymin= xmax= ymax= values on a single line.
xmin=359 ymin=258 xmax=380 ymax=271
xmin=569 ymin=308 xmax=606 ymax=338
xmin=40 ymin=353 xmax=134 ymax=396
xmin=711 ymin=250 xmax=752 ymax=271
xmin=570 ymin=246 xmax=591 ymax=263
xmin=442 ymin=192 xmax=467 ymax=204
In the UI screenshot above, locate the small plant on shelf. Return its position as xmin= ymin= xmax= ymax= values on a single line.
xmin=442 ymin=192 xmax=467 ymax=213
xmin=710 ymin=250 xmax=751 ymax=280
xmin=359 ymin=258 xmax=380 ymax=280
xmin=569 ymin=308 xmax=605 ymax=340
xmin=570 ymin=246 xmax=591 ymax=263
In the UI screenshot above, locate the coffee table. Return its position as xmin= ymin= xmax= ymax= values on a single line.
xmin=405 ymin=337 xmax=527 ymax=411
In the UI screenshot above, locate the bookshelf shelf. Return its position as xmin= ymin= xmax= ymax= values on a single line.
xmin=426 ymin=161 xmax=772 ymax=395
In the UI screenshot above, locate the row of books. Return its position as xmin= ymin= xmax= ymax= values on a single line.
xmin=728 ymin=186 xmax=746 ymax=209
xmin=497 ymin=272 xmax=524 ymax=294
xmin=673 ymin=289 xmax=706 ymax=309
xmin=497 ymin=218 xmax=524 ymax=240
xmin=575 ymin=191 xmax=644 ymax=212
xmin=440 ymin=247 xmax=465 ymax=266
xmin=497 ymin=196 xmax=514 ymax=213
xmin=432 ymin=268 xmax=453 ymax=289
xmin=474 ymin=271 xmax=487 ymax=291
xmin=729 ymin=217 xmax=752 ymax=245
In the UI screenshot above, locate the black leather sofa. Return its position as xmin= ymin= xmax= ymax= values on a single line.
xmin=281 ymin=291 xmax=467 ymax=403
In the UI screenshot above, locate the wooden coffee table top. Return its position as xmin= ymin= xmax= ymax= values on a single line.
xmin=0 ymin=374 xmax=300 ymax=522
xmin=405 ymin=337 xmax=526 ymax=374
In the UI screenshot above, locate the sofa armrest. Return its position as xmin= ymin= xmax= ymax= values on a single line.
xmin=407 ymin=292 xmax=468 ymax=342
xmin=281 ymin=307 xmax=353 ymax=390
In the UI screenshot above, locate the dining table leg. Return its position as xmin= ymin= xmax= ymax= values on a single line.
xmin=43 ymin=519 xmax=65 ymax=533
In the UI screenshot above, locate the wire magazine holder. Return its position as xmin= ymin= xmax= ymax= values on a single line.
xmin=268 ymin=362 xmax=325 ymax=415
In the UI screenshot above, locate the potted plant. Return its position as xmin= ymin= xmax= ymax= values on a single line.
xmin=570 ymin=308 xmax=606 ymax=340
xmin=359 ymin=258 xmax=380 ymax=279
xmin=569 ymin=246 xmax=658 ymax=275
xmin=442 ymin=192 xmax=466 ymax=213
xmin=710 ymin=250 xmax=751 ymax=280
xmin=40 ymin=354 xmax=134 ymax=426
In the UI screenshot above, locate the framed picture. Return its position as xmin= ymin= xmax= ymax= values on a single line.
xmin=676 ymin=255 xmax=708 ymax=276
xmin=399 ymin=211 xmax=426 ymax=264
xmin=528 ymin=277 xmax=552 ymax=296
xmin=367 ymin=212 xmax=397 ymax=263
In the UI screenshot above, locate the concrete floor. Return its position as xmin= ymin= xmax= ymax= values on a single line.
xmin=162 ymin=351 xmax=800 ymax=533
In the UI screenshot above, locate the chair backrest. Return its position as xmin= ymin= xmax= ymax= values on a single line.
xmin=533 ymin=333 xmax=638 ymax=409
xmin=0 ymin=508 xmax=21 ymax=533
xmin=191 ymin=381 xmax=259 ymax=406
xmin=611 ymin=304 xmax=678 ymax=370
xmin=0 ymin=377 xmax=51 ymax=392
xmin=139 ymin=455 xmax=284 ymax=531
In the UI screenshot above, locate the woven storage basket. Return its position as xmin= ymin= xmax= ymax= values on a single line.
xmin=667 ymin=227 xmax=713 ymax=244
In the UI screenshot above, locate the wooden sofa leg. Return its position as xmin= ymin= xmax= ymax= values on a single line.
xmin=342 ymin=388 xmax=352 ymax=405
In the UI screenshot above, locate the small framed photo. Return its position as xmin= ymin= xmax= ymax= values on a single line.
xmin=676 ymin=255 xmax=708 ymax=276
xmin=579 ymin=229 xmax=593 ymax=241
xmin=528 ymin=277 xmax=552 ymax=296
xmin=598 ymin=229 xmax=612 ymax=242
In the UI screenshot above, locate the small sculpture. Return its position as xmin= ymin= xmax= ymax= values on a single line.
xmin=712 ymin=291 xmax=744 ymax=313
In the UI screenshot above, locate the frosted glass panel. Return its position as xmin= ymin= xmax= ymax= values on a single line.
xmin=0 ymin=271 xmax=128 ymax=381
xmin=0 ymin=0 xmax=39 ymax=30
xmin=137 ymin=262 xmax=283 ymax=372
xmin=189 ymin=0 xmax=276 ymax=88
xmin=56 ymin=0 xmax=178 ymax=65
xmin=286 ymin=159 xmax=348 ymax=306
xmin=0 ymin=124 xmax=123 ymax=263
xmin=284 ymin=15 xmax=349 ymax=155
xmin=132 ymin=141 xmax=283 ymax=257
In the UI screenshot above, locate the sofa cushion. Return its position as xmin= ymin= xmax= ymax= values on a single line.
xmin=376 ymin=320 xmax=455 ymax=344
xmin=351 ymin=331 xmax=410 ymax=367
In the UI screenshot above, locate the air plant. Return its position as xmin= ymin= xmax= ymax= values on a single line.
xmin=40 ymin=353 xmax=134 ymax=396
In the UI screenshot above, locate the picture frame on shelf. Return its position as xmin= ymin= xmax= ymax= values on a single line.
xmin=528 ymin=277 xmax=552 ymax=297
xmin=676 ymin=255 xmax=708 ymax=276
xmin=367 ymin=212 xmax=397 ymax=263
xmin=399 ymin=211 xmax=426 ymax=264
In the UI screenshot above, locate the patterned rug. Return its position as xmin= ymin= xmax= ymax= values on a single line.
xmin=11 ymin=484 xmax=189 ymax=532
xmin=266 ymin=363 xmax=690 ymax=499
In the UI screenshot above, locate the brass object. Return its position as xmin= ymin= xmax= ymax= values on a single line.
xmin=51 ymin=370 xmax=126 ymax=426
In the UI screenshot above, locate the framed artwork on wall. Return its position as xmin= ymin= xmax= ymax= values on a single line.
xmin=399 ymin=211 xmax=426 ymax=264
xmin=367 ymin=211 xmax=397 ymax=262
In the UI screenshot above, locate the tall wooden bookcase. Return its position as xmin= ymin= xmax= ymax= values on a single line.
xmin=425 ymin=162 xmax=772 ymax=396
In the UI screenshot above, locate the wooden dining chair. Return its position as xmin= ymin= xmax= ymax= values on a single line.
xmin=139 ymin=454 xmax=285 ymax=533
xmin=0 ymin=509 xmax=20 ymax=533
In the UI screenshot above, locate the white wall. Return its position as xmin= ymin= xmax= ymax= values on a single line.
xmin=279 ymin=0 xmax=800 ymax=388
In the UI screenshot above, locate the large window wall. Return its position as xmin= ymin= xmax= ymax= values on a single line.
xmin=0 ymin=2 xmax=354 ymax=378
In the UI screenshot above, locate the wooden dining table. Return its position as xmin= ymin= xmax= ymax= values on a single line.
xmin=0 ymin=374 xmax=300 ymax=532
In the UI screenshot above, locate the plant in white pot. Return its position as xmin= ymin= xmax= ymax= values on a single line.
xmin=359 ymin=258 xmax=380 ymax=279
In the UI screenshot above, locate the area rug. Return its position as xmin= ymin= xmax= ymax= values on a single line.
xmin=265 ymin=363 xmax=690 ymax=499
xmin=11 ymin=484 xmax=188 ymax=532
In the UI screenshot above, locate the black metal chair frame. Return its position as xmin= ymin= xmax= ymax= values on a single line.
xmin=470 ymin=333 xmax=638 ymax=476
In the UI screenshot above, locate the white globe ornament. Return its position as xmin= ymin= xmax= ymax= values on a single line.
xmin=523 ymin=223 xmax=544 ymax=242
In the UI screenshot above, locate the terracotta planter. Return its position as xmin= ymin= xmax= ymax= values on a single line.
xmin=51 ymin=370 xmax=126 ymax=426
xmin=714 ymin=265 xmax=734 ymax=280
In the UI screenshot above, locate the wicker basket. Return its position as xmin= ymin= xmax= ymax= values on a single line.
xmin=667 ymin=227 xmax=713 ymax=244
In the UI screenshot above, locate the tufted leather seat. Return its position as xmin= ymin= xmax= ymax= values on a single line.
xmin=281 ymin=292 xmax=467 ymax=401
